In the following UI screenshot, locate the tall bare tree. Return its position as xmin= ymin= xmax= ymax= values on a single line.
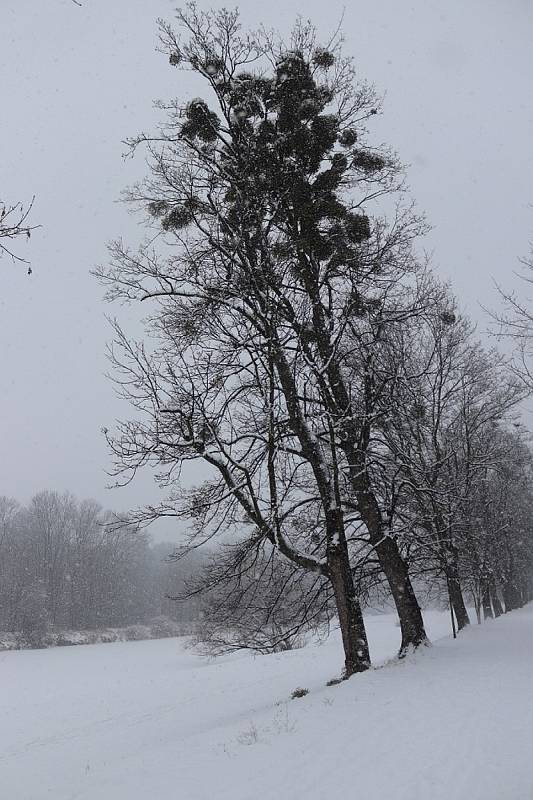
xmin=97 ymin=5 xmax=442 ymax=667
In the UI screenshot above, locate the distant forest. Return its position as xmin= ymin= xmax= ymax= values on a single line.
xmin=0 ymin=491 xmax=201 ymax=646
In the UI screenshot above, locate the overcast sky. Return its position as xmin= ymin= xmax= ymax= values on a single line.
xmin=1 ymin=0 xmax=532 ymax=542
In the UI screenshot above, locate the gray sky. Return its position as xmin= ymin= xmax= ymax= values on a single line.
xmin=1 ymin=0 xmax=532 ymax=541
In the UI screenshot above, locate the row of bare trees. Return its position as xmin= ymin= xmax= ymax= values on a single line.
xmin=96 ymin=6 xmax=533 ymax=676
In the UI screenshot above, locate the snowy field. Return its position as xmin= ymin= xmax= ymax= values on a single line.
xmin=2 ymin=607 xmax=533 ymax=800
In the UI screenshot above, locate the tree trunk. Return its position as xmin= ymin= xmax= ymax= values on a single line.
xmin=502 ymin=549 xmax=524 ymax=611
xmin=489 ymin=580 xmax=504 ymax=617
xmin=357 ymin=489 xmax=427 ymax=655
xmin=448 ymin=572 xmax=470 ymax=630
xmin=268 ymin=344 xmax=370 ymax=676
xmin=376 ymin=535 xmax=427 ymax=654
xmin=473 ymin=590 xmax=482 ymax=624
xmin=518 ymin=576 xmax=529 ymax=608
xmin=301 ymin=318 xmax=428 ymax=656
xmin=441 ymin=541 xmax=469 ymax=630
xmin=502 ymin=578 xmax=521 ymax=612
xmin=328 ymin=547 xmax=370 ymax=677
xmin=482 ymin=584 xmax=494 ymax=620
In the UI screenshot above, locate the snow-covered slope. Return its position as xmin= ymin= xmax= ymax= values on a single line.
xmin=2 ymin=607 xmax=532 ymax=800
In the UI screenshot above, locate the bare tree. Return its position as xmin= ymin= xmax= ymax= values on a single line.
xmin=492 ymin=243 xmax=533 ymax=387
xmin=96 ymin=5 xmax=446 ymax=668
xmin=377 ymin=296 xmax=526 ymax=629
xmin=0 ymin=198 xmax=37 ymax=269
xmin=189 ymin=542 xmax=329 ymax=655
xmin=27 ymin=491 xmax=75 ymax=625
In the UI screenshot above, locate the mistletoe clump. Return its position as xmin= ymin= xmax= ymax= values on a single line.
xmin=339 ymin=128 xmax=358 ymax=147
xmin=181 ymin=99 xmax=220 ymax=142
xmin=161 ymin=205 xmax=195 ymax=232
xmin=351 ymin=149 xmax=387 ymax=174
xmin=209 ymin=48 xmax=379 ymax=268
xmin=312 ymin=47 xmax=335 ymax=69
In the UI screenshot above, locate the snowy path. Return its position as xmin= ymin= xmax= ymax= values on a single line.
xmin=1 ymin=607 xmax=532 ymax=799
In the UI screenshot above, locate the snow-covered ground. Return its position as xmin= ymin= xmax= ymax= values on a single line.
xmin=2 ymin=607 xmax=532 ymax=800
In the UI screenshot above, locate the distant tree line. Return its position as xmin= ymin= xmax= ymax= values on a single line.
xmin=0 ymin=491 xmax=201 ymax=645
xmin=93 ymin=7 xmax=533 ymax=675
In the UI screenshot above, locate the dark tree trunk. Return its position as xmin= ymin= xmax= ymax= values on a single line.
xmin=268 ymin=344 xmax=370 ymax=675
xmin=296 ymin=302 xmax=428 ymax=657
xmin=518 ymin=577 xmax=530 ymax=608
xmin=328 ymin=547 xmax=370 ymax=677
xmin=357 ymin=489 xmax=428 ymax=655
xmin=379 ymin=537 xmax=428 ymax=654
xmin=482 ymin=584 xmax=494 ymax=620
xmin=440 ymin=540 xmax=470 ymax=630
xmin=489 ymin=580 xmax=504 ymax=617
xmin=502 ymin=549 xmax=524 ymax=612
xmin=448 ymin=572 xmax=470 ymax=630
xmin=502 ymin=578 xmax=522 ymax=612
